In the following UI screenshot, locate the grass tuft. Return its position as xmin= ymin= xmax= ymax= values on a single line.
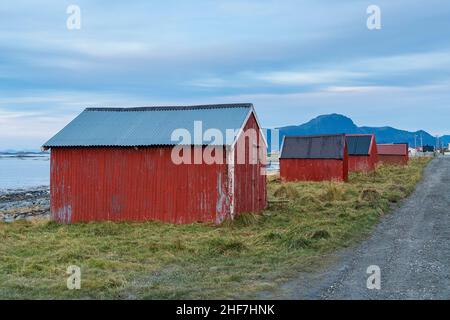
xmin=208 ymin=239 xmax=247 ymax=255
xmin=359 ymin=188 xmax=382 ymax=208
xmin=319 ymin=182 xmax=346 ymax=202
xmin=310 ymin=229 xmax=331 ymax=240
xmin=273 ymin=184 xmax=299 ymax=200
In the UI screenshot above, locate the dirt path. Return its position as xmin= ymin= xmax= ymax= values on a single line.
xmin=267 ymin=157 xmax=450 ymax=300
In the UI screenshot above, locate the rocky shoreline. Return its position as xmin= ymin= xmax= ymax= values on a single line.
xmin=0 ymin=186 xmax=50 ymax=222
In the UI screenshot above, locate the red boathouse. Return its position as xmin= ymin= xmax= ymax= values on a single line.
xmin=377 ymin=143 xmax=409 ymax=166
xmin=345 ymin=134 xmax=378 ymax=172
xmin=279 ymin=134 xmax=348 ymax=182
xmin=42 ymin=104 xmax=267 ymax=224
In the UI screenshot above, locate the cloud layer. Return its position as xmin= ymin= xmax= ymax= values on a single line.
xmin=0 ymin=0 xmax=449 ymax=148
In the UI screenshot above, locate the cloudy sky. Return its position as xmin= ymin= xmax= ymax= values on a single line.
xmin=0 ymin=0 xmax=449 ymax=149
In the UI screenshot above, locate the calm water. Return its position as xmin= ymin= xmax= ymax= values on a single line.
xmin=0 ymin=155 xmax=49 ymax=190
xmin=0 ymin=154 xmax=279 ymax=190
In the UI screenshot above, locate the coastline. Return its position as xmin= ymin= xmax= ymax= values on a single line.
xmin=0 ymin=186 xmax=50 ymax=222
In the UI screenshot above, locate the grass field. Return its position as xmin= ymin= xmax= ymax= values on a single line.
xmin=0 ymin=158 xmax=431 ymax=299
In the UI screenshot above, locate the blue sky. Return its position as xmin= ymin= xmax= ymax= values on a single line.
xmin=0 ymin=0 xmax=449 ymax=149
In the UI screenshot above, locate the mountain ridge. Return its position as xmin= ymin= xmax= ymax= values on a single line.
xmin=271 ymin=114 xmax=449 ymax=150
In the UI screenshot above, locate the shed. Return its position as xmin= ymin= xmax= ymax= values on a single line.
xmin=422 ymin=145 xmax=435 ymax=153
xmin=42 ymin=103 xmax=267 ymax=224
xmin=279 ymin=134 xmax=348 ymax=182
xmin=345 ymin=134 xmax=378 ymax=172
xmin=377 ymin=143 xmax=409 ymax=166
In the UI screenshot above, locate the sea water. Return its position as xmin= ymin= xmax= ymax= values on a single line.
xmin=0 ymin=154 xmax=49 ymax=190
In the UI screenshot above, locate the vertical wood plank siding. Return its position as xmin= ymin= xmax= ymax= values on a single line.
xmin=50 ymin=146 xmax=229 ymax=224
xmin=280 ymin=158 xmax=348 ymax=182
xmin=280 ymin=144 xmax=348 ymax=182
xmin=233 ymin=114 xmax=267 ymax=214
xmin=348 ymin=141 xmax=378 ymax=173
xmin=378 ymin=154 xmax=409 ymax=166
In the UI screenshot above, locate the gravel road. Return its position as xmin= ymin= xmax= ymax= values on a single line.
xmin=269 ymin=156 xmax=450 ymax=300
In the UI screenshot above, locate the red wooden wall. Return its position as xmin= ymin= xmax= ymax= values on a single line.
xmin=348 ymin=141 xmax=378 ymax=173
xmin=233 ymin=114 xmax=267 ymax=214
xmin=50 ymin=147 xmax=230 ymax=224
xmin=280 ymin=157 xmax=348 ymax=182
xmin=378 ymin=154 xmax=409 ymax=166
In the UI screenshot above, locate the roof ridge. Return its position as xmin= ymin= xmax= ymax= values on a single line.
xmin=42 ymin=103 xmax=256 ymax=148
xmin=85 ymin=103 xmax=253 ymax=112
xmin=377 ymin=143 xmax=408 ymax=145
xmin=284 ymin=133 xmax=346 ymax=139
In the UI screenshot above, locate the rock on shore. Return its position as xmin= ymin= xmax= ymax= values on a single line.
xmin=0 ymin=187 xmax=50 ymax=222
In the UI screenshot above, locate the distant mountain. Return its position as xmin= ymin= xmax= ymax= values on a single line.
xmin=279 ymin=114 xmax=360 ymax=136
xmin=268 ymin=114 xmax=446 ymax=151
xmin=0 ymin=149 xmax=47 ymax=155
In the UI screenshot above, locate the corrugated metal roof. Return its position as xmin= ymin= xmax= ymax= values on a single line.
xmin=346 ymin=135 xmax=373 ymax=156
xmin=377 ymin=143 xmax=408 ymax=155
xmin=280 ymin=134 xmax=346 ymax=159
xmin=43 ymin=104 xmax=253 ymax=147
